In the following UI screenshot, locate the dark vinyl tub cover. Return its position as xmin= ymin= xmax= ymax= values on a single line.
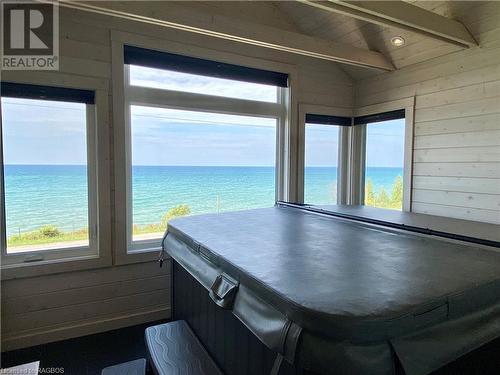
xmin=162 ymin=206 xmax=500 ymax=375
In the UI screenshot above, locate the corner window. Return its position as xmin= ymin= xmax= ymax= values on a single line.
xmin=122 ymin=46 xmax=288 ymax=252
xmin=303 ymin=114 xmax=350 ymax=205
xmin=1 ymin=83 xmax=97 ymax=265
xmin=358 ymin=111 xmax=406 ymax=210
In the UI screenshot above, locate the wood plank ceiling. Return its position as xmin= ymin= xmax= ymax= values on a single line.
xmin=275 ymin=1 xmax=499 ymax=79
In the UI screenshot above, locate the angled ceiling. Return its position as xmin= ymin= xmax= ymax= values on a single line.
xmin=275 ymin=1 xmax=497 ymax=79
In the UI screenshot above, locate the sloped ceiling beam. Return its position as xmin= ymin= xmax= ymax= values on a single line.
xmin=58 ymin=1 xmax=394 ymax=71
xmin=299 ymin=1 xmax=477 ymax=48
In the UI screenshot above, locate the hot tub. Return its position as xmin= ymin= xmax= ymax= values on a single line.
xmin=163 ymin=205 xmax=500 ymax=375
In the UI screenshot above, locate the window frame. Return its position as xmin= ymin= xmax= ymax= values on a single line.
xmin=0 ymin=80 xmax=112 ymax=279
xmin=297 ymin=103 xmax=352 ymax=204
xmin=353 ymin=97 xmax=415 ymax=211
xmin=112 ymin=31 xmax=295 ymax=264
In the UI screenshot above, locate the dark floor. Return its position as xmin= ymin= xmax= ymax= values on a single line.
xmin=0 ymin=320 xmax=166 ymax=375
xmin=2 ymin=319 xmax=499 ymax=375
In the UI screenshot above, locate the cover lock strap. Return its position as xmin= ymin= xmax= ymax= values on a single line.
xmin=209 ymin=273 xmax=239 ymax=309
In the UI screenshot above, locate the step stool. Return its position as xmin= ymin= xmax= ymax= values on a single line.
xmin=145 ymin=320 xmax=222 ymax=375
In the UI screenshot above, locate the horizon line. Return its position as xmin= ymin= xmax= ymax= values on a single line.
xmin=4 ymin=163 xmax=404 ymax=168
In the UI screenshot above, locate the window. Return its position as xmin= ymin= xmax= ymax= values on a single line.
xmin=130 ymin=105 xmax=276 ymax=244
xmin=124 ymin=45 xmax=285 ymax=103
xmin=305 ymin=124 xmax=339 ymax=205
xmin=360 ymin=111 xmax=405 ymax=210
xmin=303 ymin=114 xmax=349 ymax=205
xmin=1 ymin=83 xmax=97 ymax=265
xmin=121 ymin=46 xmax=288 ymax=253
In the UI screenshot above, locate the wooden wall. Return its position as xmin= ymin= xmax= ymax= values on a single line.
xmin=355 ymin=2 xmax=500 ymax=224
xmin=0 ymin=4 xmax=353 ymax=351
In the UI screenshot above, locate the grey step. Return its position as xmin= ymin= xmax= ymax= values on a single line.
xmin=145 ymin=320 xmax=223 ymax=375
xmin=101 ymin=358 xmax=146 ymax=375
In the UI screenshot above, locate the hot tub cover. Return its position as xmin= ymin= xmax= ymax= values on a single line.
xmin=163 ymin=206 xmax=500 ymax=375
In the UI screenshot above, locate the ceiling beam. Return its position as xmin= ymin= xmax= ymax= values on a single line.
xmin=57 ymin=1 xmax=394 ymax=71
xmin=299 ymin=1 xmax=477 ymax=48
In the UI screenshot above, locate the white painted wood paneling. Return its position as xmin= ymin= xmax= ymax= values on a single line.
xmin=412 ymin=202 xmax=500 ymax=223
xmin=355 ymin=6 xmax=500 ymax=223
xmin=412 ymin=189 xmax=500 ymax=211
xmin=1 ymin=3 xmax=353 ymax=351
xmin=415 ymin=113 xmax=500 ymax=136
xmin=413 ymin=162 xmax=500 ymax=179
xmin=414 ymin=130 xmax=500 ymax=149
xmin=413 ymin=176 xmax=500 ymax=195
xmin=414 ymin=146 xmax=500 ymax=163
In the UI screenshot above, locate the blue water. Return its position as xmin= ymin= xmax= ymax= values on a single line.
xmin=4 ymin=165 xmax=402 ymax=236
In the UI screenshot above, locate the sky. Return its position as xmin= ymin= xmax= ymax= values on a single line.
xmin=131 ymin=105 xmax=276 ymax=166
xmin=2 ymin=98 xmax=88 ymax=165
xmin=305 ymin=124 xmax=340 ymax=167
xmin=365 ymin=119 xmax=405 ymax=168
xmin=1 ymin=66 xmax=405 ymax=167
xmin=129 ymin=65 xmax=278 ymax=103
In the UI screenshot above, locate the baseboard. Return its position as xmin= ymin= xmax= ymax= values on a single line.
xmin=1 ymin=305 xmax=171 ymax=352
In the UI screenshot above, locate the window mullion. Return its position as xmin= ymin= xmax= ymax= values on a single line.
xmin=337 ymin=126 xmax=350 ymax=205
xmin=349 ymin=124 xmax=366 ymax=205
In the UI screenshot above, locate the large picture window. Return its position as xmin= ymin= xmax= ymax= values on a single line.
xmin=1 ymin=83 xmax=98 ymax=265
xmin=130 ymin=105 xmax=276 ymax=243
xmin=121 ymin=46 xmax=288 ymax=252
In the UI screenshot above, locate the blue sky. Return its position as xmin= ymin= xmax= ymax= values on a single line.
xmin=365 ymin=119 xmax=405 ymax=168
xmin=2 ymin=66 xmax=405 ymax=167
xmin=129 ymin=65 xmax=278 ymax=103
xmin=131 ymin=106 xmax=276 ymax=166
xmin=2 ymin=98 xmax=88 ymax=165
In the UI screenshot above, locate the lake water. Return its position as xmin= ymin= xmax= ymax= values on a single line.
xmin=4 ymin=165 xmax=402 ymax=236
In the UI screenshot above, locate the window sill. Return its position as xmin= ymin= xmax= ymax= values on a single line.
xmin=1 ymin=252 xmax=112 ymax=280
xmin=115 ymin=246 xmax=161 ymax=266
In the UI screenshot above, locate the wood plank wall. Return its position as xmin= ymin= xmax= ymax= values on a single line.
xmin=0 ymin=5 xmax=353 ymax=351
xmin=355 ymin=2 xmax=500 ymax=224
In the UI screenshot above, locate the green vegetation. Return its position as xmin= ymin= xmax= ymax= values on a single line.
xmin=8 ymin=227 xmax=88 ymax=247
xmin=133 ymin=204 xmax=191 ymax=235
xmin=7 ymin=204 xmax=192 ymax=248
xmin=365 ymin=175 xmax=403 ymax=210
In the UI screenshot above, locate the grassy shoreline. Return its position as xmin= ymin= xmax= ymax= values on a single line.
xmin=8 ymin=204 xmax=191 ymax=248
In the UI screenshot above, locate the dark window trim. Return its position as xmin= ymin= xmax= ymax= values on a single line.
xmin=306 ymin=109 xmax=405 ymax=127
xmin=305 ymin=113 xmax=351 ymax=126
xmin=1 ymin=82 xmax=95 ymax=104
xmin=124 ymin=45 xmax=289 ymax=88
xmin=353 ymin=109 xmax=405 ymax=125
